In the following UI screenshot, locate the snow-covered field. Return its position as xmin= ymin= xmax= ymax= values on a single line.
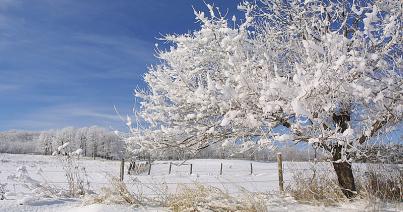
xmin=0 ymin=153 xmax=401 ymax=211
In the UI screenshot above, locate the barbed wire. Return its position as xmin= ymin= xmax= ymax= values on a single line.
xmin=0 ymin=166 xmax=372 ymax=174
xmin=3 ymin=178 xmax=290 ymax=186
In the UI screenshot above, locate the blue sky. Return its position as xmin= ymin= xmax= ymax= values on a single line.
xmin=0 ymin=0 xmax=243 ymax=131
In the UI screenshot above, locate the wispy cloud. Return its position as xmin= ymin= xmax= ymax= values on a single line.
xmin=0 ymin=1 xmax=154 ymax=128
xmin=0 ymin=84 xmax=20 ymax=92
xmin=4 ymin=103 xmax=130 ymax=131
xmin=71 ymin=33 xmax=155 ymax=79
xmin=0 ymin=0 xmax=18 ymax=10
xmin=1 ymin=0 xmax=228 ymax=131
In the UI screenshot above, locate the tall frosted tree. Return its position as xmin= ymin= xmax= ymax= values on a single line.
xmin=250 ymin=0 xmax=402 ymax=197
xmin=127 ymin=0 xmax=402 ymax=198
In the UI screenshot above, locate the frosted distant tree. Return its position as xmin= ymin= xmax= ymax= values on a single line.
xmin=54 ymin=127 xmax=75 ymax=154
xmin=54 ymin=130 xmax=65 ymax=154
xmin=103 ymin=131 xmax=122 ymax=159
xmin=126 ymin=1 xmax=401 ymax=198
xmin=75 ymin=127 xmax=88 ymax=156
xmin=86 ymin=126 xmax=102 ymax=159
xmin=39 ymin=131 xmax=54 ymax=155
xmin=95 ymin=128 xmax=110 ymax=159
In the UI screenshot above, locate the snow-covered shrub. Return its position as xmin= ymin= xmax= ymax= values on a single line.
xmin=7 ymin=166 xmax=67 ymax=198
xmin=167 ymin=184 xmax=267 ymax=212
xmin=7 ymin=154 xmax=92 ymax=198
xmin=60 ymin=155 xmax=92 ymax=197
xmin=51 ymin=143 xmax=92 ymax=197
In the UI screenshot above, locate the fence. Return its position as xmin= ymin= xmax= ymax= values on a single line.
xmin=122 ymin=153 xmax=287 ymax=192
xmin=1 ymin=154 xmax=394 ymax=198
xmin=0 ymin=154 xmax=290 ymax=196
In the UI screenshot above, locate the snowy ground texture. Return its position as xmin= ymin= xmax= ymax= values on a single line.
xmin=0 ymin=153 xmax=401 ymax=211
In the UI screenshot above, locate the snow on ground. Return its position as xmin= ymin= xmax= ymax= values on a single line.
xmin=0 ymin=153 xmax=401 ymax=211
xmin=0 ymin=153 xmax=291 ymax=195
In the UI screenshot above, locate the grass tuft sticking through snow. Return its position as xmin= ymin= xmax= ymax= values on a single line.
xmin=84 ymin=177 xmax=140 ymax=206
xmin=286 ymin=162 xmax=402 ymax=207
xmin=168 ymin=183 xmax=267 ymax=212
xmin=85 ymin=178 xmax=267 ymax=211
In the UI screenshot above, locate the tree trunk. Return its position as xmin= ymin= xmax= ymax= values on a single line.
xmin=84 ymin=141 xmax=87 ymax=156
xmin=331 ymin=112 xmax=357 ymax=198
xmin=332 ymin=145 xmax=356 ymax=198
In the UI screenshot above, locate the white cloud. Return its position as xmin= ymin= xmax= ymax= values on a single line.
xmin=42 ymin=104 xmax=122 ymax=121
xmin=72 ymin=33 xmax=154 ymax=79
xmin=0 ymin=84 xmax=20 ymax=92
xmin=71 ymin=110 xmax=122 ymax=122
xmin=0 ymin=0 xmax=19 ymax=10
xmin=4 ymin=103 xmax=130 ymax=131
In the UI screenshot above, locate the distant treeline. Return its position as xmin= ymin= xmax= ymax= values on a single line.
xmin=0 ymin=126 xmax=124 ymax=159
xmin=129 ymin=142 xmax=329 ymax=162
xmin=0 ymin=131 xmax=41 ymax=154
xmin=0 ymin=128 xmax=326 ymax=161
xmin=129 ymin=142 xmax=402 ymax=163
xmin=1 ymin=128 xmax=401 ymax=163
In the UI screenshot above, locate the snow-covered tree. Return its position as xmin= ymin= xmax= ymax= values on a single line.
xmin=39 ymin=130 xmax=54 ymax=155
xmin=128 ymin=1 xmax=401 ymax=198
xmin=28 ymin=126 xmax=124 ymax=159
xmin=249 ymin=0 xmax=402 ymax=197
xmin=0 ymin=131 xmax=41 ymax=154
xmin=128 ymin=4 xmax=263 ymax=155
xmin=85 ymin=126 xmax=99 ymax=159
xmin=54 ymin=127 xmax=75 ymax=154
xmin=75 ymin=127 xmax=88 ymax=156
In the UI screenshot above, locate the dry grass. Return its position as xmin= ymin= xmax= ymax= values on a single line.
xmin=84 ymin=176 xmax=171 ymax=207
xmin=286 ymin=166 xmax=347 ymax=205
xmin=86 ymin=179 xmax=267 ymax=211
xmin=61 ymin=156 xmax=92 ymax=197
xmin=85 ymin=177 xmax=140 ymax=205
xmin=167 ymin=184 xmax=267 ymax=212
xmin=287 ymin=162 xmax=402 ymax=205
xmin=356 ymin=164 xmax=402 ymax=202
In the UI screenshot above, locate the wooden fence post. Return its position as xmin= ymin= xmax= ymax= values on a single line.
xmin=220 ymin=163 xmax=223 ymax=175
xmin=277 ymin=153 xmax=284 ymax=192
xmin=120 ymin=158 xmax=125 ymax=181
xmin=169 ymin=162 xmax=172 ymax=174
xmin=250 ymin=163 xmax=253 ymax=175
xmin=128 ymin=161 xmax=135 ymax=175
xmin=190 ymin=164 xmax=193 ymax=175
xmin=127 ymin=162 xmax=132 ymax=175
xmin=148 ymin=163 xmax=152 ymax=175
